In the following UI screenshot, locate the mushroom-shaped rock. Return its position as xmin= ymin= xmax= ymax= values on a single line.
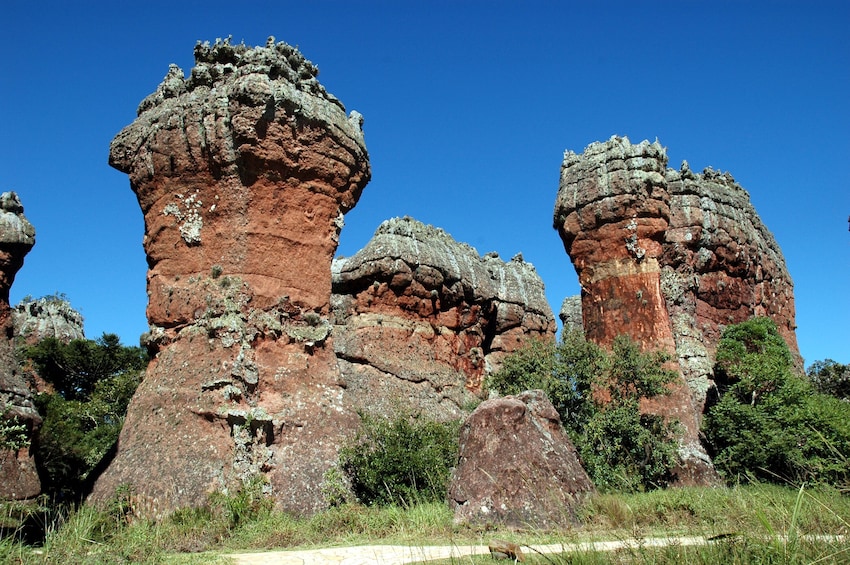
xmin=91 ymin=38 xmax=370 ymax=516
xmin=554 ymin=136 xmax=799 ymax=485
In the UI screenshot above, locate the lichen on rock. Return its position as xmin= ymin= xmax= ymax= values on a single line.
xmin=13 ymin=295 xmax=85 ymax=345
xmin=92 ymin=37 xmax=370 ymax=516
xmin=332 ymin=216 xmax=556 ymax=421
xmin=554 ymin=136 xmax=799 ymax=485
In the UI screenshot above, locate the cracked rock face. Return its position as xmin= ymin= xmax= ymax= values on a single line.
xmin=332 ymin=217 xmax=556 ymax=420
xmin=448 ymin=390 xmax=594 ymax=528
xmin=0 ymin=192 xmax=40 ymax=501
xmin=91 ymin=38 xmax=370 ymax=516
xmin=554 ymin=136 xmax=798 ymax=485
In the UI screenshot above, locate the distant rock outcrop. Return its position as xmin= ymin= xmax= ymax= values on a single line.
xmin=332 ymin=217 xmax=556 ymax=421
xmin=554 ymin=136 xmax=798 ymax=484
xmin=448 ymin=390 xmax=594 ymax=528
xmin=91 ymin=38 xmax=370 ymax=516
xmin=0 ymin=192 xmax=40 ymax=501
xmin=13 ymin=296 xmax=85 ymax=345
xmin=559 ymin=295 xmax=583 ymax=333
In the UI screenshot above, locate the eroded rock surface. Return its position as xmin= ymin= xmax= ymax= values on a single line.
xmin=91 ymin=38 xmax=370 ymax=516
xmin=0 ymin=192 xmax=40 ymax=500
xmin=448 ymin=390 xmax=594 ymax=528
xmin=559 ymin=295 xmax=583 ymax=333
xmin=332 ymin=217 xmax=556 ymax=420
xmin=13 ymin=296 xmax=85 ymax=345
xmin=554 ymin=136 xmax=798 ymax=484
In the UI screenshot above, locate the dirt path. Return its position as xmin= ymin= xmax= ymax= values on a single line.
xmin=224 ymin=535 xmax=712 ymax=564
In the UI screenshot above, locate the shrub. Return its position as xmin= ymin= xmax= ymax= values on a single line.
xmin=487 ymin=331 xmax=680 ymax=493
xmin=703 ymin=317 xmax=850 ymax=487
xmin=339 ymin=413 xmax=460 ymax=507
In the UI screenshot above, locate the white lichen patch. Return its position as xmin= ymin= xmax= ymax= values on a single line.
xmin=163 ymin=189 xmax=204 ymax=244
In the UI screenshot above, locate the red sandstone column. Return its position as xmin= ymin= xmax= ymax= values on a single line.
xmin=554 ymin=137 xmax=716 ymax=485
xmin=91 ymin=38 xmax=370 ymax=516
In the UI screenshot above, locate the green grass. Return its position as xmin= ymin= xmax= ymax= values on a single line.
xmin=0 ymin=483 xmax=847 ymax=564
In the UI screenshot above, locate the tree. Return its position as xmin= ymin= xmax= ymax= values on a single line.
xmin=703 ymin=318 xmax=850 ymax=487
xmin=807 ymin=359 xmax=850 ymax=401
xmin=338 ymin=413 xmax=460 ymax=506
xmin=24 ymin=334 xmax=147 ymax=402
xmin=21 ymin=333 xmax=148 ymax=501
xmin=487 ymin=331 xmax=680 ymax=493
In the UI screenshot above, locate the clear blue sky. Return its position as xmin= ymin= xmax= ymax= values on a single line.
xmin=3 ymin=1 xmax=848 ymax=365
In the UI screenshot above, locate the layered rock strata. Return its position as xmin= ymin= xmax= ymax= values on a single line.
xmin=332 ymin=217 xmax=556 ymax=420
xmin=92 ymin=38 xmax=370 ymax=516
xmin=0 ymin=192 xmax=40 ymax=500
xmin=554 ymin=136 xmax=798 ymax=484
xmin=448 ymin=390 xmax=595 ymax=527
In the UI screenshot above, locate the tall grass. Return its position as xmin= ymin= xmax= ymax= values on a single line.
xmin=0 ymin=483 xmax=847 ymax=564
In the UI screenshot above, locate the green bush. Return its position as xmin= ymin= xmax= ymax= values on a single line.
xmin=339 ymin=413 xmax=460 ymax=507
xmin=487 ymin=331 xmax=680 ymax=493
xmin=703 ymin=318 xmax=850 ymax=487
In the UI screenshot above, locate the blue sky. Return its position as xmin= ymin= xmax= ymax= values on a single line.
xmin=3 ymin=1 xmax=848 ymax=365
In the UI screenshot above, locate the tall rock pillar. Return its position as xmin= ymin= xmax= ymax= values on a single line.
xmin=0 ymin=192 xmax=40 ymax=500
xmin=554 ymin=136 xmax=799 ymax=485
xmin=555 ymin=138 xmax=707 ymax=483
xmin=92 ymin=38 xmax=370 ymax=515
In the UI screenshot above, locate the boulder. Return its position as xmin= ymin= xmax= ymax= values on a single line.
xmin=448 ymin=390 xmax=594 ymax=528
xmin=332 ymin=217 xmax=556 ymax=421
xmin=91 ymin=37 xmax=370 ymax=516
xmin=0 ymin=192 xmax=40 ymax=500
xmin=554 ymin=136 xmax=799 ymax=484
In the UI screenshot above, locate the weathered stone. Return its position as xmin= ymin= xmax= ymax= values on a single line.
xmin=448 ymin=390 xmax=594 ymax=528
xmin=0 ymin=192 xmax=40 ymax=501
xmin=91 ymin=38 xmax=370 ymax=516
xmin=13 ymin=295 xmax=85 ymax=345
xmin=554 ymin=136 xmax=799 ymax=485
xmin=332 ymin=217 xmax=556 ymax=420
xmin=559 ymin=295 xmax=583 ymax=333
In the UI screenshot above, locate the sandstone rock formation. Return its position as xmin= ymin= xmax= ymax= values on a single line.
xmin=448 ymin=390 xmax=594 ymax=528
xmin=91 ymin=38 xmax=370 ymax=516
xmin=553 ymin=136 xmax=798 ymax=484
xmin=13 ymin=295 xmax=85 ymax=345
xmin=332 ymin=217 xmax=556 ymax=421
xmin=0 ymin=192 xmax=40 ymax=500
xmin=559 ymin=295 xmax=583 ymax=333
